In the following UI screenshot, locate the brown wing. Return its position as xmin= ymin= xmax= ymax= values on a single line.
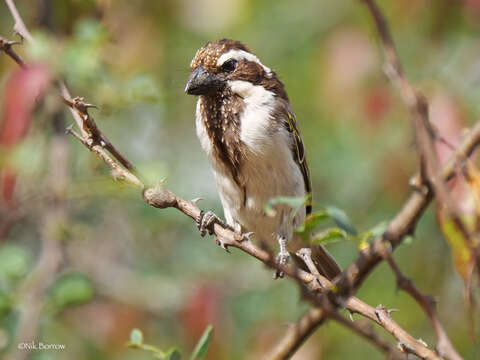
xmin=285 ymin=110 xmax=312 ymax=215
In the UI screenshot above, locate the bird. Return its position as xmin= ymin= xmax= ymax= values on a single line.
xmin=185 ymin=39 xmax=341 ymax=279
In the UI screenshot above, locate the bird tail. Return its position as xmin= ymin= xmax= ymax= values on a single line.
xmin=310 ymin=244 xmax=342 ymax=280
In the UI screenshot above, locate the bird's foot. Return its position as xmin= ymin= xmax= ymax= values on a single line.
xmin=274 ymin=249 xmax=290 ymax=279
xmin=196 ymin=210 xmax=225 ymax=237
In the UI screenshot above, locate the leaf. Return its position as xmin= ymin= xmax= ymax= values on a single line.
xmin=265 ymin=195 xmax=309 ymax=218
xmin=437 ymin=209 xmax=477 ymax=337
xmin=369 ymin=221 xmax=388 ymax=238
xmin=49 ymin=273 xmax=94 ymax=309
xmin=129 ymin=328 xmax=144 ymax=346
xmin=1 ymin=65 xmax=51 ymax=209
xmin=311 ymin=227 xmax=347 ymax=245
xmin=354 ymin=221 xmax=388 ymax=249
xmin=190 ymin=325 xmax=213 ymax=360
xmin=0 ymin=245 xmax=31 ymax=280
xmin=325 ymin=206 xmax=357 ymax=235
xmin=127 ymin=328 xmax=170 ymax=358
xmin=464 ymin=160 xmax=480 ymax=219
xmin=295 ymin=210 xmax=330 ymax=241
xmin=437 ymin=210 xmax=472 ymax=281
xmin=165 ymin=347 xmax=182 ymax=360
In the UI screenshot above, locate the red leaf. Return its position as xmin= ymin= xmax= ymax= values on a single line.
xmin=180 ymin=284 xmax=221 ymax=343
xmin=0 ymin=169 xmax=16 ymax=209
xmin=0 ymin=65 xmax=51 ymax=208
xmin=1 ymin=65 xmax=51 ymax=147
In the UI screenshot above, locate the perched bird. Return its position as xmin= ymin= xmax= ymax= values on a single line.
xmin=185 ymin=39 xmax=340 ymax=279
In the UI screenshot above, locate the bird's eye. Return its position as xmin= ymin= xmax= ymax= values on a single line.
xmin=221 ymin=59 xmax=237 ymax=73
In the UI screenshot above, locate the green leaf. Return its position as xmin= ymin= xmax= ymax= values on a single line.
xmin=403 ymin=235 xmax=414 ymax=245
xmin=369 ymin=221 xmax=388 ymax=238
xmin=311 ymin=227 xmax=347 ymax=245
xmin=265 ymin=195 xmax=309 ymax=217
xmin=296 ymin=210 xmax=329 ymax=235
xmin=165 ymin=347 xmax=182 ymax=360
xmin=49 ymin=273 xmax=94 ymax=309
xmin=354 ymin=221 xmax=388 ymax=249
xmin=130 ymin=328 xmax=144 ymax=346
xmin=0 ymin=245 xmax=30 ymax=280
xmin=325 ymin=206 xmax=357 ymax=235
xmin=190 ymin=325 xmax=213 ymax=360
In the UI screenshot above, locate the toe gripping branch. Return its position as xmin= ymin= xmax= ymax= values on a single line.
xmin=196 ymin=211 xmax=253 ymax=253
xmin=197 ymin=210 xmax=225 ymax=237
xmin=196 ymin=210 xmax=231 ymax=252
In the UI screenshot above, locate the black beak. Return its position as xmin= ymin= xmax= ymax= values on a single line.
xmin=185 ymin=66 xmax=224 ymax=95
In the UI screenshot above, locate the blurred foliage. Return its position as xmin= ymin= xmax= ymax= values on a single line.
xmin=0 ymin=0 xmax=480 ymax=359
xmin=126 ymin=324 xmax=211 ymax=360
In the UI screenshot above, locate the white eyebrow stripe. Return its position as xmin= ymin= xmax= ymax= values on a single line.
xmin=217 ymin=49 xmax=272 ymax=75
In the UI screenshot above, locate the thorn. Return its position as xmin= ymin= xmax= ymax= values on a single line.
xmin=216 ymin=237 xmax=230 ymax=253
xmin=387 ymin=308 xmax=399 ymax=315
xmin=240 ymin=232 xmax=254 ymax=242
xmin=72 ymin=96 xmax=98 ymax=113
xmin=191 ymin=197 xmax=203 ymax=205
xmin=409 ymin=175 xmax=428 ymax=194
xmin=348 ymin=311 xmax=354 ymax=322
xmin=13 ymin=31 xmax=24 ymax=43
xmin=65 ymin=124 xmax=74 ymax=135
xmin=84 ymin=103 xmax=98 ymax=109
xmin=0 ymin=38 xmax=21 ymax=49
xmin=417 ymin=338 xmax=428 ymax=347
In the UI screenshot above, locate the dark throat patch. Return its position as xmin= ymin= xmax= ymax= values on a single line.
xmin=199 ymin=91 xmax=246 ymax=187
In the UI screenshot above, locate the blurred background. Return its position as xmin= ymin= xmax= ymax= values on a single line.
xmin=0 ymin=0 xmax=480 ymax=359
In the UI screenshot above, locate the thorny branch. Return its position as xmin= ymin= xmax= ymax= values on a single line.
xmin=1 ymin=33 xmax=445 ymax=358
xmin=2 ymin=0 xmax=479 ymax=359
xmin=380 ymin=247 xmax=462 ymax=360
xmin=360 ymin=0 xmax=480 ymax=276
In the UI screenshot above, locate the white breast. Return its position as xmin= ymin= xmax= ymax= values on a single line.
xmin=195 ymin=82 xmax=306 ymax=243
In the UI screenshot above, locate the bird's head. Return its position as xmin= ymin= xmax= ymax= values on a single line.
xmin=185 ymin=39 xmax=287 ymax=100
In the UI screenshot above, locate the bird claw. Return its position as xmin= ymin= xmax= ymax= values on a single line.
xmin=273 ymin=250 xmax=290 ymax=279
xmin=197 ymin=210 xmax=224 ymax=237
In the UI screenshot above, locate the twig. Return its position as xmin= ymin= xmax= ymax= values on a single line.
xmin=0 ymin=36 xmax=25 ymax=67
xmin=267 ymin=249 xmax=440 ymax=360
xmin=334 ymin=0 xmax=480 ymax=301
xmin=262 ymin=307 xmax=325 ymax=360
xmin=334 ymin=120 xmax=480 ymax=299
xmin=361 ymin=0 xmax=480 ymax=277
xmin=4 ymin=0 xmax=33 ymax=42
xmin=0 ymin=13 xmax=137 ymax=177
xmin=326 ymin=312 xmax=405 ymax=360
xmin=380 ymin=246 xmax=462 ymax=360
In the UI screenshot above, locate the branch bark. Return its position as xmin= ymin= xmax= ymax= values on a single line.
xmin=381 ymin=247 xmax=462 ymax=360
